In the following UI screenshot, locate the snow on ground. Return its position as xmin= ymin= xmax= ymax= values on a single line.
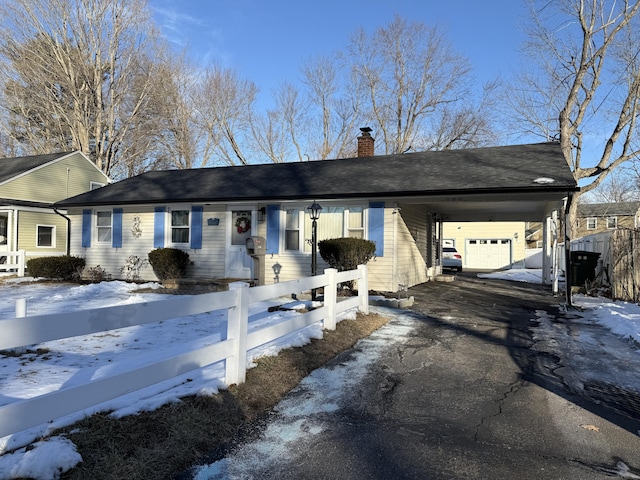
xmin=1 ymin=270 xmax=639 ymax=479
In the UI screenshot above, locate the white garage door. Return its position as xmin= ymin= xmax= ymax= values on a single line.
xmin=465 ymin=239 xmax=512 ymax=270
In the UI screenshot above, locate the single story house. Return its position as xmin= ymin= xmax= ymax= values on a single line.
xmin=55 ymin=136 xmax=578 ymax=292
xmin=0 ymin=152 xmax=109 ymax=263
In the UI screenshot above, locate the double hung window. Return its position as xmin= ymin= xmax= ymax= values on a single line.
xmin=96 ymin=211 xmax=112 ymax=242
xmin=171 ymin=209 xmax=190 ymax=244
xmin=37 ymin=225 xmax=55 ymax=247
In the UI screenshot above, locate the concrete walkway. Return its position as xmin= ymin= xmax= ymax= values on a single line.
xmin=187 ymin=275 xmax=640 ymax=480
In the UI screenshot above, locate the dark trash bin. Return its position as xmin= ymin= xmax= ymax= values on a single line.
xmin=570 ymin=250 xmax=600 ymax=286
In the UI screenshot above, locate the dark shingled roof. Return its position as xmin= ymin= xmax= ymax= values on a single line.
xmin=56 ymin=142 xmax=578 ymax=207
xmin=0 ymin=152 xmax=74 ymax=184
xmin=578 ymin=201 xmax=640 ymax=217
xmin=0 ymin=198 xmax=54 ymax=208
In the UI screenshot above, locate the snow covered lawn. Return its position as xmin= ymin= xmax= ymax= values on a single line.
xmin=1 ymin=270 xmax=640 ymax=479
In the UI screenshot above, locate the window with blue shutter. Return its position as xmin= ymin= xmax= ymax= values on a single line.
xmin=266 ymin=205 xmax=280 ymax=254
xmin=191 ymin=206 xmax=203 ymax=249
xmin=112 ymin=208 xmax=123 ymax=248
xmin=368 ymin=202 xmax=384 ymax=257
xmin=82 ymin=209 xmax=92 ymax=248
xmin=154 ymin=207 xmax=165 ymax=248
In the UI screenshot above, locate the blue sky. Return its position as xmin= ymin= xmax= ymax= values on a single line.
xmin=149 ymin=0 xmax=529 ymax=96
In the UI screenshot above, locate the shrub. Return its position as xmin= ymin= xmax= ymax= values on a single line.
xmin=26 ymin=256 xmax=86 ymax=281
xmin=318 ymin=237 xmax=376 ymax=291
xmin=87 ymin=265 xmax=111 ymax=283
xmin=147 ymin=248 xmax=190 ymax=280
xmin=120 ymin=255 xmax=147 ymax=282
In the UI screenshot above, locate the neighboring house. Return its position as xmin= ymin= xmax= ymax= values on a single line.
xmin=55 ymin=137 xmax=578 ymax=292
xmin=442 ymin=222 xmax=526 ymax=270
xmin=0 ymin=152 xmax=109 ymax=262
xmin=575 ymin=201 xmax=640 ymax=238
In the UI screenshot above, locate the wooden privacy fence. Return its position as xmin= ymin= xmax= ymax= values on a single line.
xmin=611 ymin=229 xmax=640 ymax=303
xmin=0 ymin=265 xmax=369 ymax=442
xmin=0 ymin=250 xmax=25 ymax=276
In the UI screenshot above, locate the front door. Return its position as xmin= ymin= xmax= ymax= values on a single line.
xmin=226 ymin=208 xmax=255 ymax=279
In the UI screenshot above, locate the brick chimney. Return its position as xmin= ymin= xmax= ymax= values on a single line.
xmin=357 ymin=127 xmax=375 ymax=157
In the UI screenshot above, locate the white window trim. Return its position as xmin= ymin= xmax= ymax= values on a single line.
xmin=281 ymin=204 xmax=368 ymax=254
xmin=90 ymin=181 xmax=105 ymax=190
xmin=586 ymin=217 xmax=597 ymax=230
xmin=606 ymin=216 xmax=617 ymax=229
xmin=95 ymin=210 xmax=112 ymax=244
xmin=167 ymin=205 xmax=191 ymax=246
xmin=284 ymin=208 xmax=303 ymax=252
xmin=36 ymin=224 xmax=56 ymax=248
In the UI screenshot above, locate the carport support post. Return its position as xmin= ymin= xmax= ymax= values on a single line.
xmin=564 ymin=194 xmax=573 ymax=307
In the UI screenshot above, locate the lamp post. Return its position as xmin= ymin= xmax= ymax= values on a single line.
xmin=306 ymin=201 xmax=322 ymax=300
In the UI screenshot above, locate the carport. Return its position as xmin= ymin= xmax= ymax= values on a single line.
xmin=378 ymin=142 xmax=579 ymax=304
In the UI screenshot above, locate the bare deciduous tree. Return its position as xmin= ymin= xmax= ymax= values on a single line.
xmin=301 ymin=56 xmax=359 ymax=159
xmin=507 ymin=0 xmax=640 ymax=235
xmin=251 ymin=82 xmax=308 ymax=163
xmin=346 ymin=15 xmax=493 ymax=154
xmin=193 ymin=65 xmax=257 ymax=166
xmin=0 ymin=0 xmax=165 ymax=177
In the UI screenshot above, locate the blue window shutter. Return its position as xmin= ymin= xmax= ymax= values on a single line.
xmin=112 ymin=208 xmax=123 ymax=248
xmin=191 ymin=206 xmax=203 ymax=249
xmin=154 ymin=207 xmax=165 ymax=248
xmin=266 ymin=205 xmax=280 ymax=254
xmin=82 ymin=209 xmax=92 ymax=248
xmin=369 ymin=202 xmax=384 ymax=257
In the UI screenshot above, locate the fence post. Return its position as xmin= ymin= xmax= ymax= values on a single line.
xmin=323 ymin=268 xmax=337 ymax=330
xmin=11 ymin=298 xmax=27 ymax=354
xmin=358 ymin=265 xmax=369 ymax=314
xmin=226 ymin=282 xmax=250 ymax=385
xmin=17 ymin=250 xmax=25 ymax=277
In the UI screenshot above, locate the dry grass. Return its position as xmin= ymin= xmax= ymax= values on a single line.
xmin=56 ymin=312 xmax=389 ymax=480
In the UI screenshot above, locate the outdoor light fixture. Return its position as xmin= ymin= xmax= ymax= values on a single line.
xmin=272 ymin=262 xmax=282 ymax=283
xmin=307 ymin=201 xmax=322 ymax=221
xmin=307 ymin=201 xmax=322 ymax=300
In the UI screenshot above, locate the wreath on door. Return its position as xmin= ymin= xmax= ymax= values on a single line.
xmin=235 ymin=215 xmax=251 ymax=234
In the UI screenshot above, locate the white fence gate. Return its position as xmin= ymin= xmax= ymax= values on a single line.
xmin=0 ymin=265 xmax=369 ymax=445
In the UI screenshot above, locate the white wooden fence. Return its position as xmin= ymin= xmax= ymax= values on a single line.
xmin=0 ymin=250 xmax=25 ymax=276
xmin=0 ymin=265 xmax=368 ymax=442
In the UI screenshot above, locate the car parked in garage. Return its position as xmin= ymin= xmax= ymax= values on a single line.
xmin=442 ymin=247 xmax=463 ymax=272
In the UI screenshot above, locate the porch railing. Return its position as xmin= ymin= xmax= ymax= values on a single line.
xmin=0 ymin=250 xmax=25 ymax=276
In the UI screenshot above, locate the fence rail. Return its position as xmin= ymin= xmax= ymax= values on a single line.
xmin=0 ymin=250 xmax=25 ymax=276
xmin=0 ymin=265 xmax=368 ymax=443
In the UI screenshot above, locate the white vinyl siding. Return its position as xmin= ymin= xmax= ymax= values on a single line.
xmin=68 ymin=205 xmax=227 ymax=281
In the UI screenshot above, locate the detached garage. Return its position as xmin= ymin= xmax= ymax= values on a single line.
xmin=466 ymin=239 xmax=512 ymax=270
xmin=443 ymin=222 xmax=526 ymax=271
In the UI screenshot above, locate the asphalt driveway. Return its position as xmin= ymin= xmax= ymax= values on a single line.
xmin=186 ymin=274 xmax=640 ymax=480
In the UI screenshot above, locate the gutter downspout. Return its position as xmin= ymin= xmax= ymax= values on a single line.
xmin=54 ymin=207 xmax=71 ymax=256
xmin=564 ymin=193 xmax=573 ymax=307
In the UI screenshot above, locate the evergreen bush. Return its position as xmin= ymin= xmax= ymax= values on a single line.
xmin=147 ymin=248 xmax=190 ymax=280
xmin=26 ymin=256 xmax=86 ymax=281
xmin=318 ymin=237 xmax=376 ymax=291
